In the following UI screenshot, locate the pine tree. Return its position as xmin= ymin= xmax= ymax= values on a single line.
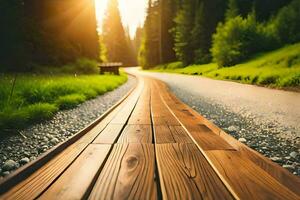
xmin=226 ymin=0 xmax=239 ymax=20
xmin=160 ymin=0 xmax=177 ymax=63
xmin=102 ymin=0 xmax=133 ymax=66
xmin=173 ymin=0 xmax=197 ymax=65
xmin=139 ymin=0 xmax=160 ymax=68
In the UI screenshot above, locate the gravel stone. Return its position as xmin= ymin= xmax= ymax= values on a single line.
xmin=238 ymin=138 xmax=247 ymax=143
xmin=283 ymin=165 xmax=295 ymax=171
xmin=0 ymin=76 xmax=136 ymax=177
xmin=290 ymin=151 xmax=298 ymax=159
xmin=2 ymin=160 xmax=17 ymax=171
xmin=50 ymin=138 xmax=59 ymax=145
xmin=227 ymin=125 xmax=239 ymax=132
xmin=271 ymin=157 xmax=283 ymax=163
xmin=19 ymin=157 xmax=30 ymax=165
xmin=2 ymin=171 xmax=10 ymax=176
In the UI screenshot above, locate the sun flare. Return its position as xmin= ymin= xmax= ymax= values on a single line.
xmin=94 ymin=0 xmax=148 ymax=38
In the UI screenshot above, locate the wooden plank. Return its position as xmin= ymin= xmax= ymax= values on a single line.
xmin=39 ymin=144 xmax=111 ymax=200
xmin=153 ymin=125 xmax=175 ymax=144
xmin=156 ymin=143 xmax=233 ymax=200
xmin=169 ymin=126 xmax=193 ymax=143
xmin=153 ymin=78 xmax=300 ymax=195
xmin=206 ymin=150 xmax=300 ymax=200
xmin=128 ymin=82 xmax=151 ymax=125
xmin=0 ymin=143 xmax=87 ymax=200
xmin=110 ymin=79 xmax=144 ymax=124
xmin=93 ymin=124 xmax=124 ymax=144
xmin=89 ymin=144 xmax=157 ymax=200
xmin=117 ymin=125 xmax=152 ymax=143
xmin=185 ymin=124 xmax=235 ymax=150
xmin=219 ymin=131 xmax=300 ymax=196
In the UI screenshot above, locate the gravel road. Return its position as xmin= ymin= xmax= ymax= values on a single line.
xmin=0 ymin=76 xmax=136 ymax=178
xmin=127 ymin=68 xmax=300 ymax=175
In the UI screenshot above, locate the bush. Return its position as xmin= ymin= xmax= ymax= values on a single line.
xmin=211 ymin=15 xmax=277 ymax=67
xmin=55 ymin=94 xmax=86 ymax=109
xmin=61 ymin=58 xmax=99 ymax=74
xmin=166 ymin=62 xmax=184 ymax=69
xmin=0 ymin=103 xmax=58 ymax=131
xmin=279 ymin=73 xmax=300 ymax=87
xmin=273 ymin=0 xmax=300 ymax=44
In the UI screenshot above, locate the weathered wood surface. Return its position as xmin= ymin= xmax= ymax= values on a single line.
xmin=89 ymin=144 xmax=157 ymax=200
xmin=156 ymin=143 xmax=233 ymax=200
xmin=39 ymin=144 xmax=111 ymax=200
xmin=1 ymin=73 xmax=299 ymax=200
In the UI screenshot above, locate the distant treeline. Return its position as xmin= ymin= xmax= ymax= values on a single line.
xmin=0 ymin=0 xmax=101 ymax=72
xmin=139 ymin=0 xmax=300 ymax=68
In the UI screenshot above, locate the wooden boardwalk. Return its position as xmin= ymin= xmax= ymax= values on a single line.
xmin=0 ymin=75 xmax=299 ymax=200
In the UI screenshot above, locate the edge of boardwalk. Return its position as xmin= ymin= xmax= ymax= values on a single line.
xmin=0 ymin=74 xmax=138 ymax=194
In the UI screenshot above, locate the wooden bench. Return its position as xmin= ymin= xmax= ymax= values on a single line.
xmin=99 ymin=63 xmax=122 ymax=75
xmin=0 ymin=74 xmax=299 ymax=200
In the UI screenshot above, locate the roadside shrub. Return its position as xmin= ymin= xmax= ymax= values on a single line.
xmin=257 ymin=74 xmax=280 ymax=85
xmin=55 ymin=94 xmax=86 ymax=109
xmin=211 ymin=15 xmax=277 ymax=67
xmin=61 ymin=58 xmax=98 ymax=74
xmin=24 ymin=103 xmax=58 ymax=123
xmin=279 ymin=73 xmax=300 ymax=87
xmin=273 ymin=0 xmax=300 ymax=44
xmin=0 ymin=103 xmax=57 ymax=131
xmin=166 ymin=62 xmax=184 ymax=69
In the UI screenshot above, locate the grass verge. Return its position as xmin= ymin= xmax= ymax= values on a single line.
xmin=152 ymin=43 xmax=300 ymax=89
xmin=0 ymin=73 xmax=127 ymax=135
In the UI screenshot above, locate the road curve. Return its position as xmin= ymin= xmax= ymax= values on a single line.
xmin=126 ymin=67 xmax=300 ymax=175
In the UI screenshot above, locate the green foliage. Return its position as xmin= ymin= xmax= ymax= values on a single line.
xmin=273 ymin=0 xmax=300 ymax=44
xmin=154 ymin=43 xmax=300 ymax=88
xmin=56 ymin=94 xmax=86 ymax=110
xmin=102 ymin=0 xmax=136 ymax=66
xmin=211 ymin=14 xmax=278 ymax=67
xmin=0 ymin=74 xmax=127 ymax=134
xmin=0 ymin=0 xmax=100 ymax=72
xmin=139 ymin=0 xmax=161 ymax=69
xmin=0 ymin=103 xmax=58 ymax=131
xmin=173 ymin=0 xmax=197 ymax=66
xmin=61 ymin=58 xmax=99 ymax=75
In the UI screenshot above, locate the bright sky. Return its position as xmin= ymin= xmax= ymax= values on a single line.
xmin=95 ymin=0 xmax=148 ymax=38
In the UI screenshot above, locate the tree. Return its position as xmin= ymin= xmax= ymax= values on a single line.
xmin=160 ymin=0 xmax=177 ymax=63
xmin=173 ymin=0 xmax=197 ymax=65
xmin=225 ymin=0 xmax=239 ymax=20
xmin=133 ymin=26 xmax=143 ymax=61
xmin=0 ymin=0 xmax=26 ymax=71
xmin=102 ymin=0 xmax=133 ymax=66
xmin=139 ymin=0 xmax=160 ymax=68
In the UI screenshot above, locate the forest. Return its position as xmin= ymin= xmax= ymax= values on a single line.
xmin=0 ymin=0 xmax=300 ymax=132
xmin=0 ymin=0 xmax=136 ymax=73
xmin=139 ymin=0 xmax=300 ymax=87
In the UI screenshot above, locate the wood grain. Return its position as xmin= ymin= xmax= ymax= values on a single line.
xmin=206 ymin=150 xmax=300 ymax=200
xmin=156 ymin=143 xmax=233 ymax=200
xmin=39 ymin=144 xmax=111 ymax=200
xmin=219 ymin=130 xmax=300 ymax=196
xmin=93 ymin=124 xmax=124 ymax=144
xmin=153 ymin=125 xmax=175 ymax=144
xmin=128 ymin=82 xmax=151 ymax=125
xmin=118 ymin=125 xmax=152 ymax=143
xmin=169 ymin=126 xmax=193 ymax=143
xmin=0 ymin=143 xmax=87 ymax=200
xmin=185 ymin=124 xmax=235 ymax=150
xmin=89 ymin=144 xmax=157 ymax=200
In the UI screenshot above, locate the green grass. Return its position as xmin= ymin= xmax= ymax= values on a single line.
xmin=152 ymin=43 xmax=300 ymax=88
xmin=0 ymin=73 xmax=127 ymax=135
